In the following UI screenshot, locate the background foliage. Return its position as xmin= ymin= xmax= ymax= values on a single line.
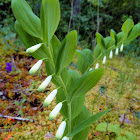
xmin=0 ymin=0 xmax=140 ymax=53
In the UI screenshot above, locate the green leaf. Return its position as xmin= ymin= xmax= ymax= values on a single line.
xmin=121 ymin=19 xmax=134 ymax=37
xmin=96 ymin=32 xmax=106 ymax=51
xmin=66 ymin=70 xmax=80 ymax=93
xmin=72 ymin=106 xmax=90 ymax=140
xmin=77 ymin=49 xmax=94 ymax=74
xmin=15 ymin=21 xmax=48 ymax=60
xmin=69 ymin=68 xmax=104 ymax=99
xmin=51 ymin=35 xmax=61 ymax=63
xmin=96 ymin=123 xmax=121 ymax=136
xmin=125 ymin=131 xmax=137 ymax=140
xmin=110 ymin=29 xmax=117 ymax=45
xmin=21 ymin=99 xmax=27 ymax=105
xmin=123 ymin=23 xmax=140 ymax=45
xmin=55 ymin=30 xmax=77 ymax=73
xmin=94 ymin=44 xmax=102 ymax=59
xmin=104 ymin=36 xmax=113 ymax=50
xmin=69 ymin=109 xmax=111 ymax=137
xmin=117 ymin=136 xmax=127 ymax=140
xmin=71 ymin=96 xmax=85 ymax=119
xmin=15 ymin=101 xmax=20 ymax=106
xmin=12 ymin=0 xmax=41 ymax=38
xmin=117 ymin=32 xmax=124 ymax=44
xmin=19 ymin=109 xmax=24 ymax=116
xmin=40 ymin=0 xmax=60 ymax=44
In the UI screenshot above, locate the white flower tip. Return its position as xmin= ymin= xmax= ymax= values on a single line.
xmin=26 ymin=43 xmax=43 ymax=53
xmin=89 ymin=68 xmax=93 ymax=71
xmin=95 ymin=63 xmax=99 ymax=69
xmin=38 ymin=75 xmax=52 ymax=92
xmin=62 ymin=136 xmax=69 ymax=140
xmin=55 ymin=121 xmax=66 ymax=139
xmin=120 ymin=44 xmax=124 ymax=52
xmin=115 ymin=48 xmax=119 ymax=55
xmin=29 ymin=60 xmax=43 ymax=75
xmin=102 ymin=56 xmax=106 ymax=64
xmin=49 ymin=102 xmax=62 ymax=121
xmin=109 ymin=50 xmax=113 ymax=59
xmin=43 ymin=89 xmax=58 ymax=107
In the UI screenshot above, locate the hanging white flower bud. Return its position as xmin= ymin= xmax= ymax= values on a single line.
xmin=55 ymin=121 xmax=66 ymax=139
xmin=43 ymin=89 xmax=58 ymax=107
xmin=49 ymin=102 xmax=62 ymax=121
xmin=89 ymin=68 xmax=93 ymax=71
xmin=95 ymin=63 xmax=99 ymax=69
xmin=26 ymin=43 xmax=43 ymax=53
xmin=109 ymin=50 xmax=113 ymax=59
xmin=62 ymin=136 xmax=69 ymax=140
xmin=115 ymin=48 xmax=119 ymax=55
xmin=120 ymin=44 xmax=124 ymax=52
xmin=29 ymin=60 xmax=43 ymax=75
xmin=38 ymin=75 xmax=52 ymax=92
xmin=102 ymin=56 xmax=106 ymax=64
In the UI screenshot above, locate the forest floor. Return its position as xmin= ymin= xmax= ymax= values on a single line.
xmin=0 ymin=41 xmax=140 ymax=140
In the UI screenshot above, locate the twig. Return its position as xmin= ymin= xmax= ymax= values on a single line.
xmin=0 ymin=114 xmax=34 ymax=122
xmin=92 ymin=0 xmax=100 ymax=51
xmin=68 ymin=0 xmax=74 ymax=33
xmin=0 ymin=128 xmax=13 ymax=132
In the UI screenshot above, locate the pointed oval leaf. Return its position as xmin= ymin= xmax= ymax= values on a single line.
xmin=68 ymin=109 xmax=111 ymax=137
xmin=123 ymin=23 xmax=140 ymax=45
xmin=96 ymin=32 xmax=106 ymax=51
xmin=69 ymin=68 xmax=104 ymax=99
xmin=117 ymin=136 xmax=127 ymax=140
xmin=72 ymin=106 xmax=90 ymax=140
xmin=121 ymin=19 xmax=134 ymax=37
xmin=125 ymin=131 xmax=137 ymax=140
xmin=77 ymin=49 xmax=94 ymax=74
xmin=12 ymin=0 xmax=41 ymax=38
xmin=96 ymin=123 xmax=121 ymax=136
xmin=110 ymin=29 xmax=117 ymax=45
xmin=51 ymin=35 xmax=61 ymax=63
xmin=15 ymin=21 xmax=47 ymax=60
xmin=40 ymin=0 xmax=60 ymax=44
xmin=55 ymin=30 xmax=77 ymax=73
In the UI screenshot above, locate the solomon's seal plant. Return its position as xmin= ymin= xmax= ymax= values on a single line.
xmin=12 ymin=0 xmax=140 ymax=139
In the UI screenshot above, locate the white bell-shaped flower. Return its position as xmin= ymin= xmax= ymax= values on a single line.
xmin=38 ymin=75 xmax=52 ymax=92
xmin=102 ymin=56 xmax=106 ymax=64
xmin=109 ymin=50 xmax=113 ymax=59
xmin=43 ymin=89 xmax=58 ymax=107
xmin=62 ymin=136 xmax=69 ymax=140
xmin=115 ymin=48 xmax=119 ymax=55
xmin=55 ymin=121 xmax=66 ymax=139
xmin=120 ymin=44 xmax=124 ymax=52
xmin=49 ymin=102 xmax=62 ymax=121
xmin=95 ymin=63 xmax=99 ymax=69
xmin=26 ymin=43 xmax=43 ymax=53
xmin=29 ymin=60 xmax=43 ymax=75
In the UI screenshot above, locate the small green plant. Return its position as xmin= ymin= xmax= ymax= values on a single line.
xmin=15 ymin=99 xmax=26 ymax=116
xmin=11 ymin=0 xmax=140 ymax=139
xmin=96 ymin=122 xmax=137 ymax=140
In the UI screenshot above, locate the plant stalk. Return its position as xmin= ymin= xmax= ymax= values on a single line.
xmin=68 ymin=102 xmax=72 ymax=140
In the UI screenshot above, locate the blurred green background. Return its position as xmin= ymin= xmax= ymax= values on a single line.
xmin=0 ymin=0 xmax=140 ymax=57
